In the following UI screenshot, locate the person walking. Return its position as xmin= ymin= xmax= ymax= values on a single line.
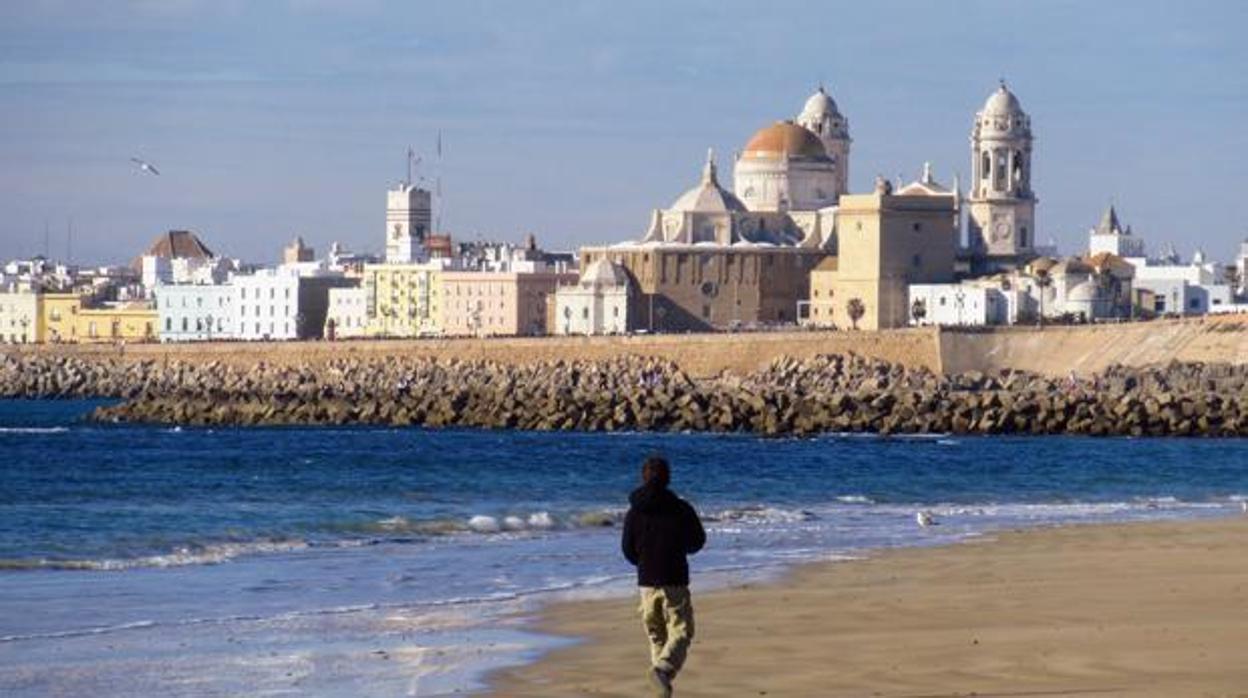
xmin=621 ymin=455 xmax=706 ymax=697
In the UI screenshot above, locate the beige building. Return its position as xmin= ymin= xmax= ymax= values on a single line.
xmin=580 ymin=244 xmax=822 ymax=331
xmin=283 ymin=236 xmax=315 ymax=264
xmin=362 ymin=262 xmax=444 ymax=337
xmin=440 ymin=271 xmax=574 ymax=337
xmin=807 ymin=177 xmax=958 ymax=331
xmin=0 ymin=290 xmax=42 ymax=343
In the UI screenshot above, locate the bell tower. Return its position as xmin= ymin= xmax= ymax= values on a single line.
xmin=795 ymin=85 xmax=851 ymax=198
xmin=967 ymin=81 xmax=1036 ymax=265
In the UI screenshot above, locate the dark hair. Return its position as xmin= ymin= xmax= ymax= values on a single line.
xmin=641 ymin=455 xmax=670 ymax=488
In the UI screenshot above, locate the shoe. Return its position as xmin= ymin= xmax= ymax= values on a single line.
xmin=647 ymin=667 xmax=673 ymax=698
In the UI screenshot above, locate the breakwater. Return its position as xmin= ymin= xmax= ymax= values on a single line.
xmin=2 ymin=353 xmax=1245 ymax=437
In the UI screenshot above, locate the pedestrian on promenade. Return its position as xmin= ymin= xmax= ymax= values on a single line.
xmin=621 ymin=455 xmax=706 ymax=697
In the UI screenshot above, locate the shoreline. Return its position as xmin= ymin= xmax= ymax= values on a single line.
xmin=484 ymin=516 xmax=1248 ymax=697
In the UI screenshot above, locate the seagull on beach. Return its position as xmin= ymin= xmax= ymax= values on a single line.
xmin=130 ymin=157 xmax=161 ymax=175
xmin=916 ymin=510 xmax=937 ymax=527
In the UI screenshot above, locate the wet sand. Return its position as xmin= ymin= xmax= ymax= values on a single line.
xmin=488 ymin=518 xmax=1248 ymax=697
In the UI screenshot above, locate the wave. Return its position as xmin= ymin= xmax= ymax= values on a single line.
xmin=0 ymin=426 xmax=69 ymax=434
xmin=704 ymin=504 xmax=818 ymax=524
xmin=0 ymin=539 xmax=310 ymax=572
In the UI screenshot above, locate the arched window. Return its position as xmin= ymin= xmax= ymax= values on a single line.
xmin=981 ymin=151 xmax=990 ymax=180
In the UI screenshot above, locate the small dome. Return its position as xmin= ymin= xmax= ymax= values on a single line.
xmin=580 ymin=259 xmax=629 ymax=288
xmin=669 ymin=150 xmax=747 ymax=213
xmin=742 ymin=121 xmax=828 ymax=161
xmin=983 ymin=82 xmax=1024 ymax=115
xmin=800 ymin=86 xmax=840 ymax=119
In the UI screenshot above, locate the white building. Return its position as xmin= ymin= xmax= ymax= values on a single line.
xmin=232 ymin=267 xmax=354 ymax=341
xmin=156 ymin=284 xmax=234 ymax=342
xmin=325 ymin=286 xmax=368 ymax=339
xmin=1234 ymin=238 xmax=1248 ymax=299
xmin=553 ymin=259 xmax=631 ymax=335
xmin=1088 ymin=206 xmax=1145 ymax=257
xmin=385 ymin=182 xmax=432 ymax=264
xmin=908 ymin=283 xmax=1009 ymax=326
xmin=0 ymin=289 xmax=40 ymax=343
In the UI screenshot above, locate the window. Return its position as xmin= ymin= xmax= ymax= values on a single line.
xmin=165 ymin=318 xmax=172 ymax=332
xmin=182 ymin=318 xmax=188 ymax=331
xmin=912 ymin=222 xmax=922 ymax=232
xmin=912 ymin=254 xmax=922 ymax=268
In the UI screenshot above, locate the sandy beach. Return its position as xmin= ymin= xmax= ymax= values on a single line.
xmin=489 ymin=518 xmax=1248 ymax=697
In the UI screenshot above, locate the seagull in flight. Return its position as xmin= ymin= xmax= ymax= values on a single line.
xmin=130 ymin=157 xmax=161 ymax=175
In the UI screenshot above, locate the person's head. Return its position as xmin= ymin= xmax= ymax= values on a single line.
xmin=641 ymin=455 xmax=670 ymax=488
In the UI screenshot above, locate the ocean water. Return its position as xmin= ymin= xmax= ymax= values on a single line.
xmin=1 ymin=399 xmax=1245 ymax=696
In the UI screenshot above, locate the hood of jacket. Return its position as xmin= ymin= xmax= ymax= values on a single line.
xmin=629 ymin=482 xmax=680 ymax=514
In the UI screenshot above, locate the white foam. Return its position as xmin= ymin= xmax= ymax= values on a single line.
xmin=526 ymin=512 xmax=554 ymax=529
xmin=467 ymin=515 xmax=500 ymax=533
xmin=0 ymin=426 xmax=69 ymax=434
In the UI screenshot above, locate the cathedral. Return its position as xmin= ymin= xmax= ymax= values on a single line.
xmin=578 ymin=81 xmax=1040 ymax=332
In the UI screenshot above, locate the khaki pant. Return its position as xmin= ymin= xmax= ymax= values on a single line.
xmin=638 ymin=585 xmax=695 ymax=676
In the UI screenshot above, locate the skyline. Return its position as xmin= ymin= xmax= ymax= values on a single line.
xmin=2 ymin=1 xmax=1247 ymax=266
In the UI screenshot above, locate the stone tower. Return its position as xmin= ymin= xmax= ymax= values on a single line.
xmin=967 ymin=81 xmax=1036 ymax=264
xmin=795 ymin=85 xmax=851 ymax=198
xmin=385 ymin=182 xmax=432 ymax=264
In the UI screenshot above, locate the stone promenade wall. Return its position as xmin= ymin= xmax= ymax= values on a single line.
xmin=5 ymin=316 xmax=1245 ymax=378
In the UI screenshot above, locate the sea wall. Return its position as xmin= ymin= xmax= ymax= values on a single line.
xmin=3 ymin=353 xmax=1245 ymax=437
xmin=8 ymin=317 xmax=1245 ymax=379
xmin=3 ymin=328 xmax=942 ymax=378
xmin=939 ymin=315 xmax=1248 ymax=376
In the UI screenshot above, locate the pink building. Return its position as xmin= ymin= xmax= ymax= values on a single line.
xmin=440 ymin=271 xmax=575 ymax=336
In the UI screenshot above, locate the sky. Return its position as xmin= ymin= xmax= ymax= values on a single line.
xmin=1 ymin=0 xmax=1246 ymax=266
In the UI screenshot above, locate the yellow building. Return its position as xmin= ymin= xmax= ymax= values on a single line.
xmin=361 ymin=262 xmax=443 ymax=337
xmin=807 ymin=177 xmax=957 ymax=331
xmin=42 ymin=293 xmax=157 ymax=343
xmin=42 ymin=293 xmax=86 ymax=343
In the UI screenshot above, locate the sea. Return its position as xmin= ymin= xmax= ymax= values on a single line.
xmin=1 ymin=399 xmax=1245 ymax=696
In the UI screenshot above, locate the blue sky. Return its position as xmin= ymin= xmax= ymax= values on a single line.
xmin=1 ymin=0 xmax=1245 ymax=265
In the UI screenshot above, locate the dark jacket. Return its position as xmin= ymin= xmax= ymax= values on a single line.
xmin=621 ymin=482 xmax=706 ymax=587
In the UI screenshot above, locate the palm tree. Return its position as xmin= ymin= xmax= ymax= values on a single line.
xmin=911 ymin=298 xmax=927 ymax=326
xmin=1035 ymin=269 xmax=1052 ymax=328
xmin=847 ymin=298 xmax=865 ymax=330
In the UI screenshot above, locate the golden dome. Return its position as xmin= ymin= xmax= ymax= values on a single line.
xmin=741 ymin=121 xmax=828 ymax=160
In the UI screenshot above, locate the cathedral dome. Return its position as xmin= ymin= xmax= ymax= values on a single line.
xmin=742 ymin=121 xmax=829 ymax=161
xmin=982 ymin=82 xmax=1024 ymax=116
